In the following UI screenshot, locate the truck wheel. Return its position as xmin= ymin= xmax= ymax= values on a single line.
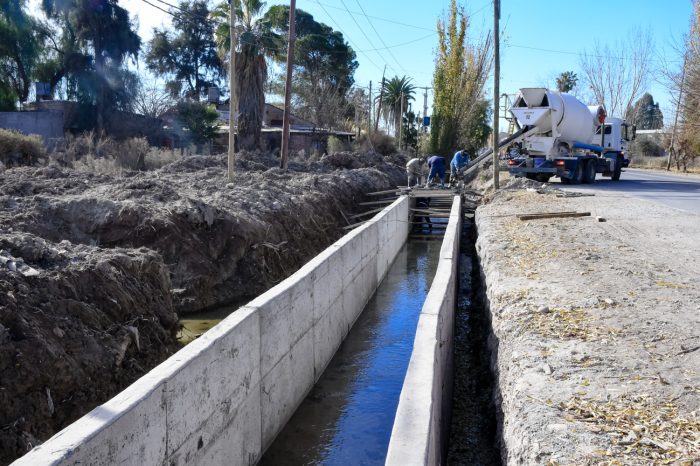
xmin=612 ymin=156 xmax=622 ymax=181
xmin=571 ymin=163 xmax=584 ymax=184
xmin=583 ymin=160 xmax=596 ymax=184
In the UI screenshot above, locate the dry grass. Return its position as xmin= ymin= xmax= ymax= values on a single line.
xmin=0 ymin=128 xmax=46 ymax=166
xmin=525 ymin=307 xmax=621 ymax=342
xmin=561 ymin=394 xmax=700 ymax=465
xmin=354 ymin=131 xmax=396 ymax=156
xmin=630 ymin=155 xmax=700 ymax=173
xmin=55 ymin=132 xmax=182 ymax=175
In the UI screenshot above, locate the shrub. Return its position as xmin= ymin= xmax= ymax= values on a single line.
xmin=0 ymin=129 xmax=46 ymax=166
xmin=57 ymin=132 xmax=182 ymax=174
xmin=327 ymin=135 xmax=348 ymax=154
xmin=175 ymin=101 xmax=219 ymax=147
xmin=354 ymin=131 xmax=396 ymax=156
xmin=630 ymin=138 xmax=664 ymax=158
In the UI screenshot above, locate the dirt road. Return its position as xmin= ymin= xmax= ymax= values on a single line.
xmin=476 ymin=182 xmax=700 ymax=465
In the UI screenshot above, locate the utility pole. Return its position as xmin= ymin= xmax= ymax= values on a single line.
xmin=280 ymin=0 xmax=296 ymax=170
xmin=227 ymin=0 xmax=238 ymax=181
xmin=422 ymin=87 xmax=429 ymax=133
xmin=399 ymin=92 xmax=404 ymax=150
xmin=492 ymin=0 xmax=500 ymax=189
xmin=667 ymin=53 xmax=687 ymax=171
xmin=368 ymin=80 xmax=372 ymax=137
xmin=375 ymin=65 xmax=386 ymax=133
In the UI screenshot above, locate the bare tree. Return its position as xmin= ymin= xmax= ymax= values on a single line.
xmin=658 ymin=1 xmax=700 ymax=171
xmin=132 ymin=81 xmax=175 ymax=118
xmin=579 ymin=29 xmax=654 ymax=117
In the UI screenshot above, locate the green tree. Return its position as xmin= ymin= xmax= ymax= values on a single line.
xmin=626 ymin=93 xmax=663 ymax=129
xmin=265 ymin=5 xmax=357 ymax=128
xmin=556 ymin=71 xmax=578 ymax=93
xmin=175 ymin=100 xmax=219 ymax=146
xmin=0 ymin=0 xmax=46 ymax=109
xmin=378 ymin=76 xmax=416 ymax=137
xmin=212 ymin=0 xmax=283 ymax=150
xmin=430 ymin=0 xmax=492 ymax=158
xmin=146 ymin=0 xmax=223 ymax=100
xmin=41 ymin=0 xmax=141 ymax=132
xmin=401 ymin=110 xmax=419 ymax=150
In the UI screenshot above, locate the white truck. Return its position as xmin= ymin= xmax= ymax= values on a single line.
xmin=505 ymin=88 xmax=635 ymax=184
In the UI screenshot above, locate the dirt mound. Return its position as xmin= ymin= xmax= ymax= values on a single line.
xmin=0 ymin=149 xmax=403 ymax=463
xmin=1 ymin=152 xmax=404 ymax=314
xmin=0 ymin=233 xmax=178 ymax=464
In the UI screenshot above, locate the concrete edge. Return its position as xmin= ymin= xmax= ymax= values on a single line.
xmin=14 ymin=196 xmax=410 ymax=466
xmin=385 ymin=196 xmax=462 ymax=466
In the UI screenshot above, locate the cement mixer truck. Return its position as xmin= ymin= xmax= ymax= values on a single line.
xmin=504 ymin=88 xmax=635 ymax=184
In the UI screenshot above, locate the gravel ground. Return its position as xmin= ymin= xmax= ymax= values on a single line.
xmin=475 ymin=184 xmax=700 ymax=465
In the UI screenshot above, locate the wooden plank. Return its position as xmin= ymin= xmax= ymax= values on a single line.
xmin=409 ymin=193 xmax=458 ymax=199
xmin=358 ymin=199 xmax=396 ymax=206
xmin=350 ymin=206 xmax=386 ymax=219
xmin=409 ymin=225 xmax=448 ymax=230
xmin=517 ymin=211 xmax=591 ymax=221
xmin=366 ymin=189 xmax=401 ymax=197
xmin=409 ymin=234 xmax=445 ymax=240
xmin=410 ymin=208 xmax=452 ymax=215
xmin=518 ymin=210 xmax=579 ymax=217
xmin=342 ymin=221 xmax=367 ymax=230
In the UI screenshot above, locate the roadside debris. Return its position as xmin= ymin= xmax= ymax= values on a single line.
xmin=517 ymin=211 xmax=591 ymax=221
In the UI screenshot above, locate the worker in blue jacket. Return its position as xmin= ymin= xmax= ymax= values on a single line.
xmin=450 ymin=150 xmax=470 ymax=175
xmin=426 ymin=155 xmax=446 ymax=188
xmin=449 ymin=150 xmax=470 ymax=187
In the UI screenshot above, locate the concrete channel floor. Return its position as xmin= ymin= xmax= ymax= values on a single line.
xmin=259 ymin=240 xmax=441 ymax=465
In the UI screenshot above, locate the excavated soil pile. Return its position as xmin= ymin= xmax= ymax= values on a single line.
xmin=0 ymin=235 xmax=178 ymax=464
xmin=0 ymin=150 xmax=405 ymax=464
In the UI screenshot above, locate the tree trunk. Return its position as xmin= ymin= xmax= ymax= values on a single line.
xmin=95 ymin=32 xmax=105 ymax=135
xmin=236 ymin=48 xmax=266 ymax=151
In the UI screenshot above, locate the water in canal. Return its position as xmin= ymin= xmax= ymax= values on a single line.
xmin=259 ymin=239 xmax=441 ymax=466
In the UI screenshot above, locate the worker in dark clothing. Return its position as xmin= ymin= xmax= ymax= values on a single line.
xmin=414 ymin=197 xmax=432 ymax=231
xmin=426 ymin=155 xmax=446 ymax=188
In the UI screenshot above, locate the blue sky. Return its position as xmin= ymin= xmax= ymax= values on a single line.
xmin=31 ymin=0 xmax=695 ymax=123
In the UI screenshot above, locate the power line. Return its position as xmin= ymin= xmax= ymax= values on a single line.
xmin=339 ymin=0 xmax=398 ymax=75
xmin=316 ymin=1 xmax=434 ymax=32
xmin=506 ymin=43 xmax=680 ymax=64
xmin=314 ymin=0 xmax=383 ymax=72
xmin=354 ymin=0 xmax=408 ymax=75
xmin=139 ymin=0 xmax=436 ymax=57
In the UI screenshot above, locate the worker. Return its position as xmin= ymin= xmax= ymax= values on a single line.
xmin=449 ymin=150 xmax=470 ymax=188
xmin=405 ymin=157 xmax=425 ymax=187
xmin=450 ymin=150 xmax=470 ymax=176
xmin=414 ymin=197 xmax=432 ymax=231
xmin=426 ymin=155 xmax=446 ymax=188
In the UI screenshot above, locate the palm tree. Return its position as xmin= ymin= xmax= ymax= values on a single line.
xmin=212 ymin=0 xmax=283 ymax=150
xmin=378 ymin=76 xmax=416 ymax=137
xmin=556 ymin=71 xmax=578 ymax=93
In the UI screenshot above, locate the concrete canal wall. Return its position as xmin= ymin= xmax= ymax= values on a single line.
xmin=14 ymin=197 xmax=410 ymax=466
xmin=386 ymin=195 xmax=462 ymax=466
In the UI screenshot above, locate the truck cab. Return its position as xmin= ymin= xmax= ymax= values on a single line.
xmin=596 ymin=118 xmax=635 ymax=165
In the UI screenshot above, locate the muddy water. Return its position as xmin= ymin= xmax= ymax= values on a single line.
xmin=259 ymin=240 xmax=441 ymax=466
xmin=177 ymin=302 xmax=247 ymax=344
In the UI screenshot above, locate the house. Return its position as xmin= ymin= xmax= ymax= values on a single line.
xmin=1 ymin=101 xmax=165 ymax=147
xmin=214 ymin=103 xmax=354 ymax=154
